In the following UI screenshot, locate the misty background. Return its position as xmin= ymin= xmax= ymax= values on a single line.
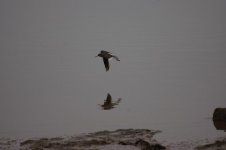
xmin=0 ymin=0 xmax=226 ymax=142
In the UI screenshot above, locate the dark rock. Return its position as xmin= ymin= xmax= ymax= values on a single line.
xmin=213 ymin=108 xmax=226 ymax=131
xmin=135 ymin=139 xmax=166 ymax=150
xmin=213 ymin=120 xmax=226 ymax=131
xmin=213 ymin=108 xmax=226 ymax=122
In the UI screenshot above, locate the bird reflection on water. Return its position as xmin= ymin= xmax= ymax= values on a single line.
xmin=99 ymin=93 xmax=121 ymax=110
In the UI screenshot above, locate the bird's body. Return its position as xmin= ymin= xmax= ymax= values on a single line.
xmin=96 ymin=50 xmax=120 ymax=71
xmin=99 ymin=93 xmax=121 ymax=110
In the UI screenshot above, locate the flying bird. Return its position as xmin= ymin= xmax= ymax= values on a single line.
xmin=99 ymin=93 xmax=121 ymax=110
xmin=96 ymin=50 xmax=120 ymax=71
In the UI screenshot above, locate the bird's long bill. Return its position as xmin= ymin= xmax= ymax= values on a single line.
xmin=95 ymin=55 xmax=98 ymax=57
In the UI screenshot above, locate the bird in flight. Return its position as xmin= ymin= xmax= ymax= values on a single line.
xmin=96 ymin=50 xmax=120 ymax=71
xmin=99 ymin=93 xmax=121 ymax=110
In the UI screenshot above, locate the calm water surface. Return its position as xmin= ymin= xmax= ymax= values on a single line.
xmin=0 ymin=0 xmax=226 ymax=143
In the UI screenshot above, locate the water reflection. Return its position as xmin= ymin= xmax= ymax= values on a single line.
xmin=99 ymin=93 xmax=121 ymax=110
xmin=212 ymin=108 xmax=226 ymax=132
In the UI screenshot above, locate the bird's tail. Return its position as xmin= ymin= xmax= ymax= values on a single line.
xmin=112 ymin=55 xmax=120 ymax=61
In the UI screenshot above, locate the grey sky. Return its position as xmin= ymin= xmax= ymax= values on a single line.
xmin=0 ymin=0 xmax=226 ymax=141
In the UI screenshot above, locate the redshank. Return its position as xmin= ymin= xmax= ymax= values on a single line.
xmin=96 ymin=50 xmax=120 ymax=71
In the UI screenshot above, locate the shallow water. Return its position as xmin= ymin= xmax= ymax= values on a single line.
xmin=0 ymin=0 xmax=226 ymax=143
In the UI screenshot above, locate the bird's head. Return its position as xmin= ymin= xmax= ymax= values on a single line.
xmin=95 ymin=53 xmax=101 ymax=57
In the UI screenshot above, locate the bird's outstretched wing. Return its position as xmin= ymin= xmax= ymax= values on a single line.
xmin=103 ymin=58 xmax=110 ymax=71
xmin=112 ymin=55 xmax=120 ymax=61
xmin=106 ymin=93 xmax=112 ymax=102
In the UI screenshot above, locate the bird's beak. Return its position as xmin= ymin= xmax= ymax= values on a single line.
xmin=95 ymin=55 xmax=98 ymax=57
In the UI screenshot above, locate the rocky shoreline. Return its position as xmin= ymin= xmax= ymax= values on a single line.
xmin=0 ymin=129 xmax=225 ymax=150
